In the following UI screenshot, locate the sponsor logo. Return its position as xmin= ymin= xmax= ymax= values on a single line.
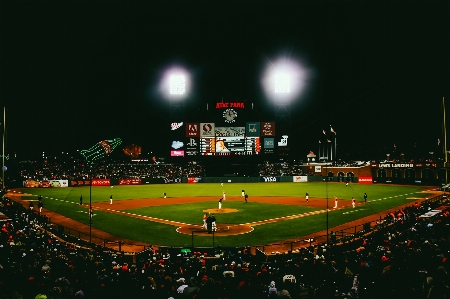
xmin=49 ymin=180 xmax=68 ymax=187
xmin=71 ymin=180 xmax=91 ymax=186
xmin=201 ymin=123 xmax=215 ymax=137
xmin=171 ymin=122 xmax=183 ymax=130
xmin=170 ymin=150 xmax=184 ymax=157
xmin=171 ymin=141 xmax=184 ymax=149
xmin=293 ymin=176 xmax=308 ymax=182
xmin=358 ymin=176 xmax=373 ymax=184
xmin=264 ymin=138 xmax=274 ymax=148
xmin=278 ymin=135 xmax=288 ymax=146
xmin=188 ymin=177 xmax=202 ymax=183
xmin=164 ymin=178 xmax=182 ymax=184
xmin=92 ymin=179 xmax=110 ymax=186
xmin=119 ymin=179 xmax=142 ymax=185
xmin=261 ymin=122 xmax=275 ymax=136
xmin=262 ymin=176 xmax=277 ymax=182
xmin=187 ymin=138 xmax=197 ymax=146
xmin=186 ymin=123 xmax=199 ymax=137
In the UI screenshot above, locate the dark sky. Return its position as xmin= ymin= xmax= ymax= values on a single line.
xmin=1 ymin=1 xmax=449 ymax=161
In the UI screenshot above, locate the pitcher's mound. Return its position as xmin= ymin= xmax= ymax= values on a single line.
xmin=203 ymin=208 xmax=238 ymax=213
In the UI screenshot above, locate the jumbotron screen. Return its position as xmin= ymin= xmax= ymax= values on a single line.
xmin=170 ymin=121 xmax=274 ymax=156
xmin=169 ymin=101 xmax=278 ymax=156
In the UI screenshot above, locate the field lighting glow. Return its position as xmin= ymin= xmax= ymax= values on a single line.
xmin=274 ymin=73 xmax=290 ymax=93
xmin=159 ymin=66 xmax=191 ymax=99
xmin=261 ymin=57 xmax=309 ymax=102
xmin=169 ymin=75 xmax=185 ymax=95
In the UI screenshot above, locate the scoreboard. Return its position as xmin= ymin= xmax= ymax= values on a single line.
xmin=169 ymin=122 xmax=271 ymax=156
xmin=169 ymin=102 xmax=277 ymax=157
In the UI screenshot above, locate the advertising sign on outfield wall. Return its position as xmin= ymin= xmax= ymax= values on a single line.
xmin=188 ymin=177 xmax=202 ymax=183
xmin=91 ymin=179 xmax=111 ymax=186
xmin=49 ymin=180 xmax=68 ymax=187
xmin=164 ymin=178 xmax=182 ymax=184
xmin=70 ymin=180 xmax=91 ymax=186
xmin=293 ymin=176 xmax=308 ymax=182
xmin=358 ymin=176 xmax=373 ymax=184
xmin=260 ymin=176 xmax=279 ymax=182
xmin=119 ymin=178 xmax=142 ymax=185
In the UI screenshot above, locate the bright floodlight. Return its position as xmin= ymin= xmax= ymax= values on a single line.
xmin=261 ymin=56 xmax=310 ymax=102
xmin=159 ymin=66 xmax=191 ymax=99
xmin=169 ymin=74 xmax=185 ymax=95
xmin=274 ymin=73 xmax=290 ymax=93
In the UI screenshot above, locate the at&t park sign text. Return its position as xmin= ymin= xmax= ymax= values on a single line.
xmin=215 ymin=102 xmax=245 ymax=109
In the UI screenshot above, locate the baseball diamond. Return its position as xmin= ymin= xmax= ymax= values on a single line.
xmin=6 ymin=182 xmax=439 ymax=253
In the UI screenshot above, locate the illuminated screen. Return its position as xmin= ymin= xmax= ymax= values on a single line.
xmin=215 ymin=137 xmax=245 ymax=156
xmin=200 ymin=137 xmax=215 ymax=155
xmin=245 ymin=137 xmax=261 ymax=155
xmin=176 ymin=122 xmax=276 ymax=156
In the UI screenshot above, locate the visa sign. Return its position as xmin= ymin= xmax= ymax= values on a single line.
xmin=260 ymin=176 xmax=279 ymax=182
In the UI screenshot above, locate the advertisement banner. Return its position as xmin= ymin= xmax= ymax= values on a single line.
xmin=261 ymin=122 xmax=275 ymax=136
xmin=260 ymin=176 xmax=279 ymax=182
xmin=200 ymin=123 xmax=215 ymax=137
xmin=171 ymin=150 xmax=185 ymax=157
xmin=70 ymin=180 xmax=91 ymax=187
xmin=163 ymin=178 xmax=182 ymax=184
xmin=119 ymin=178 xmax=142 ymax=185
xmin=358 ymin=176 xmax=373 ymax=184
xmin=246 ymin=122 xmax=260 ymax=137
xmin=185 ymin=123 xmax=200 ymax=137
xmin=49 ymin=180 xmax=68 ymax=187
xmin=185 ymin=138 xmax=198 ymax=156
xmin=293 ymin=176 xmax=308 ymax=182
xmin=23 ymin=180 xmax=40 ymax=188
xmin=264 ymin=138 xmax=274 ymax=149
xmin=188 ymin=177 xmax=202 ymax=183
xmin=91 ymin=179 xmax=110 ymax=186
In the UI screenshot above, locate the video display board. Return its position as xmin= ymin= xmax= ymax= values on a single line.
xmin=171 ymin=121 xmax=275 ymax=156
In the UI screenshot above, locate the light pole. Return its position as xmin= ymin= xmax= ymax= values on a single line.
xmin=2 ymin=107 xmax=5 ymax=191
xmin=326 ymin=164 xmax=329 ymax=244
xmin=89 ymin=166 xmax=92 ymax=244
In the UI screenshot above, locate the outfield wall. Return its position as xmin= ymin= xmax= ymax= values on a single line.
xmin=21 ymin=175 xmax=442 ymax=188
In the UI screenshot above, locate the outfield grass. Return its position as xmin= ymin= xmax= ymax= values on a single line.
xmin=17 ymin=182 xmax=433 ymax=247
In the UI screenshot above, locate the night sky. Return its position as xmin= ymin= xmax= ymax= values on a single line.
xmin=1 ymin=1 xmax=449 ymax=161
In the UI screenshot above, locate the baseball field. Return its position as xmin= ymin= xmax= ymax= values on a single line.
xmin=11 ymin=182 xmax=437 ymax=249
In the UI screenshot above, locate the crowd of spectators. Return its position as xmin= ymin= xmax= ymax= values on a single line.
xmin=16 ymin=160 xmax=204 ymax=182
xmin=13 ymin=157 xmax=445 ymax=184
xmin=1 ymin=190 xmax=449 ymax=299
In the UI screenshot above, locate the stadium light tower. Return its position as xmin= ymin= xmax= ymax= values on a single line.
xmin=274 ymin=73 xmax=291 ymax=94
xmin=261 ymin=56 xmax=309 ymax=141
xmin=169 ymin=74 xmax=186 ymax=95
xmin=159 ymin=66 xmax=191 ymax=122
